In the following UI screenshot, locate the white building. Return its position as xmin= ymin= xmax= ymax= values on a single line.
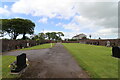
xmin=72 ymin=34 xmax=87 ymax=40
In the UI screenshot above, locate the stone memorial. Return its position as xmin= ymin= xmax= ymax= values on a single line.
xmin=11 ymin=53 xmax=27 ymax=73
xmin=112 ymin=47 xmax=120 ymax=58
xmin=27 ymin=43 xmax=29 ymax=47
xmin=106 ymin=41 xmax=110 ymax=47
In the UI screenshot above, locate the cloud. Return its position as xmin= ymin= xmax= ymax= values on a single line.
xmin=76 ymin=2 xmax=118 ymax=28
xmin=0 ymin=5 xmax=10 ymax=15
xmin=10 ymin=0 xmax=118 ymax=39
xmin=11 ymin=0 xmax=77 ymax=19
xmin=64 ymin=2 xmax=118 ymax=38
xmin=97 ymin=28 xmax=117 ymax=34
xmin=75 ymin=0 xmax=118 ymax=2
xmin=63 ymin=23 xmax=80 ymax=31
xmin=38 ymin=17 xmax=48 ymax=23
xmin=72 ymin=15 xmax=96 ymax=30
xmin=55 ymin=23 xmax=62 ymax=26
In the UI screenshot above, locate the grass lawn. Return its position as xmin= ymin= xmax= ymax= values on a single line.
xmin=2 ymin=55 xmax=20 ymax=79
xmin=19 ymin=43 xmax=55 ymax=50
xmin=62 ymin=43 xmax=118 ymax=78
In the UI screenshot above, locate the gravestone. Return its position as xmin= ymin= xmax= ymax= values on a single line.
xmin=27 ymin=43 xmax=29 ymax=47
xmin=11 ymin=53 xmax=27 ymax=73
xmin=112 ymin=47 xmax=120 ymax=58
xmin=97 ymin=42 xmax=99 ymax=45
xmin=106 ymin=41 xmax=110 ymax=47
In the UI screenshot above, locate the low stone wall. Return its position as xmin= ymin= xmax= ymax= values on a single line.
xmin=1 ymin=40 xmax=56 ymax=52
xmin=84 ymin=39 xmax=120 ymax=46
xmin=62 ymin=39 xmax=120 ymax=46
xmin=2 ymin=40 xmax=37 ymax=52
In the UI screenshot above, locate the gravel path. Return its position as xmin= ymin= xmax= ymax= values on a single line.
xmin=4 ymin=43 xmax=90 ymax=78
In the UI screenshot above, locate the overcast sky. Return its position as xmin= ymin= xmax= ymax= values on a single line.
xmin=0 ymin=0 xmax=119 ymax=39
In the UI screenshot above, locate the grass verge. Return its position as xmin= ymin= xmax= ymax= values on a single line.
xmin=62 ymin=43 xmax=118 ymax=78
xmin=2 ymin=55 xmax=20 ymax=79
xmin=19 ymin=43 xmax=55 ymax=50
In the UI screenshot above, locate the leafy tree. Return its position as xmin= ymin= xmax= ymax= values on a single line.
xmin=1 ymin=19 xmax=11 ymax=37
xmin=45 ymin=32 xmax=64 ymax=41
xmin=46 ymin=32 xmax=52 ymax=40
xmin=21 ymin=36 xmax=31 ymax=40
xmin=89 ymin=35 xmax=91 ymax=39
xmin=38 ymin=33 xmax=45 ymax=40
xmin=32 ymin=32 xmax=64 ymax=42
xmin=57 ymin=32 xmax=64 ymax=40
xmin=0 ymin=20 xmax=3 ymax=37
xmin=2 ymin=19 xmax=20 ymax=39
xmin=19 ymin=19 xmax=35 ymax=40
xmin=31 ymin=34 xmax=38 ymax=40
xmin=1 ymin=18 xmax=35 ymax=40
xmin=0 ymin=30 xmax=4 ymax=37
xmin=99 ymin=37 xmax=101 ymax=39
xmin=51 ymin=32 xmax=57 ymax=41
xmin=82 ymin=36 xmax=87 ymax=40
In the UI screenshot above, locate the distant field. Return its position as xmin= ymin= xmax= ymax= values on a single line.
xmin=19 ymin=43 xmax=55 ymax=50
xmin=62 ymin=43 xmax=118 ymax=78
xmin=2 ymin=56 xmax=19 ymax=78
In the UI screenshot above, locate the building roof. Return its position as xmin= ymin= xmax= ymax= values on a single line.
xmin=73 ymin=33 xmax=86 ymax=38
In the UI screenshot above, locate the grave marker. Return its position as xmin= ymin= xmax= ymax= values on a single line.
xmin=106 ymin=41 xmax=110 ymax=47
xmin=112 ymin=47 xmax=120 ymax=58
xmin=11 ymin=53 xmax=27 ymax=73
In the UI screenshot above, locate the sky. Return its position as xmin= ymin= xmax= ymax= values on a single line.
xmin=0 ymin=0 xmax=119 ymax=39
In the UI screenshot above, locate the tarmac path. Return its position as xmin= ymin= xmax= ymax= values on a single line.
xmin=3 ymin=43 xmax=90 ymax=79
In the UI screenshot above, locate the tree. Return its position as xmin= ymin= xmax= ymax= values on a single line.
xmin=2 ymin=19 xmax=20 ymax=39
xmin=45 ymin=32 xmax=64 ymax=41
xmin=0 ymin=20 xmax=3 ymax=37
xmin=0 ymin=30 xmax=4 ymax=37
xmin=32 ymin=32 xmax=64 ymax=42
xmin=51 ymin=32 xmax=59 ymax=41
xmin=32 ymin=35 xmax=38 ymax=40
xmin=99 ymin=37 xmax=101 ymax=39
xmin=57 ymin=32 xmax=64 ymax=40
xmin=89 ymin=35 xmax=91 ymax=39
xmin=19 ymin=19 xmax=35 ymax=40
xmin=1 ymin=18 xmax=35 ymax=40
xmin=46 ymin=32 xmax=52 ymax=40
xmin=38 ymin=33 xmax=45 ymax=40
xmin=46 ymin=32 xmax=58 ymax=41
xmin=1 ymin=19 xmax=11 ymax=37
xmin=82 ymin=36 xmax=87 ymax=40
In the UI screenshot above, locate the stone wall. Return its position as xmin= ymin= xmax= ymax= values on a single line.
xmin=62 ymin=39 xmax=120 ymax=46
xmin=2 ymin=40 xmax=37 ymax=52
xmin=1 ymin=40 xmax=56 ymax=52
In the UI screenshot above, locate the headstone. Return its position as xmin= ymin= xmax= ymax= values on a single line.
xmin=106 ymin=41 xmax=110 ymax=47
xmin=27 ymin=43 xmax=29 ymax=47
xmin=112 ymin=47 xmax=120 ymax=58
xmin=97 ymin=42 xmax=99 ymax=45
xmin=11 ymin=53 xmax=27 ymax=73
xmin=111 ymin=43 xmax=116 ymax=47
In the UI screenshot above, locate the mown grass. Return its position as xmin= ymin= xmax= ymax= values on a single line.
xmin=62 ymin=43 xmax=118 ymax=78
xmin=19 ymin=43 xmax=55 ymax=50
xmin=2 ymin=56 xmax=20 ymax=79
